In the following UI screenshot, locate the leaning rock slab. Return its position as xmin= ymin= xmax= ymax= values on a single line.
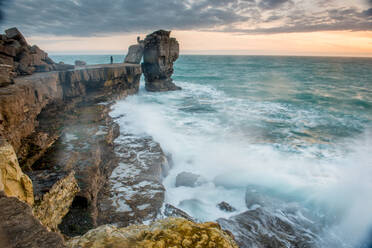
xmin=33 ymin=171 xmax=80 ymax=232
xmin=142 ymin=30 xmax=181 ymax=92
xmin=0 ymin=138 xmax=34 ymax=205
xmin=67 ymin=217 xmax=238 ymax=248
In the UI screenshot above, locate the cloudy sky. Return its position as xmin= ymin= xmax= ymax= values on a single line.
xmin=1 ymin=0 xmax=372 ymax=56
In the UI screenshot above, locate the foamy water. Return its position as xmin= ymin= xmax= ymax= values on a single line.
xmin=53 ymin=55 xmax=372 ymax=247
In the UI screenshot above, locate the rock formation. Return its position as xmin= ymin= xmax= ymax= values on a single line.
xmin=0 ymin=194 xmax=66 ymax=248
xmin=142 ymin=30 xmax=181 ymax=91
xmin=74 ymin=60 xmax=87 ymax=66
xmin=0 ymin=138 xmax=34 ymax=205
xmin=67 ymin=218 xmax=238 ymax=248
xmin=175 ymin=171 xmax=205 ymax=187
xmin=124 ymin=36 xmax=144 ymax=64
xmin=0 ymin=27 xmax=74 ymax=85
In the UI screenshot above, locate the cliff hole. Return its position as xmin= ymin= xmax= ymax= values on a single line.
xmin=71 ymin=196 xmax=88 ymax=209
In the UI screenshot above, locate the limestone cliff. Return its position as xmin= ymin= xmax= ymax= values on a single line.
xmin=67 ymin=218 xmax=239 ymax=248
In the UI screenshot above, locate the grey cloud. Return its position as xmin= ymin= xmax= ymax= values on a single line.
xmin=258 ymin=0 xmax=291 ymax=9
xmin=0 ymin=0 xmax=371 ymax=36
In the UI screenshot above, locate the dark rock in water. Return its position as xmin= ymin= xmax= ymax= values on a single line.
xmin=0 ymin=194 xmax=66 ymax=248
xmin=218 ymin=207 xmax=320 ymax=248
xmin=142 ymin=30 xmax=181 ymax=92
xmin=217 ymin=201 xmax=237 ymax=212
xmin=163 ymin=203 xmax=195 ymax=222
xmin=124 ymin=36 xmax=144 ymax=64
xmin=74 ymin=60 xmax=87 ymax=66
xmin=175 ymin=171 xmax=205 ymax=187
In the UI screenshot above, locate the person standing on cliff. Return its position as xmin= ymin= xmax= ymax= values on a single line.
xmin=110 ymin=56 xmax=113 ymax=64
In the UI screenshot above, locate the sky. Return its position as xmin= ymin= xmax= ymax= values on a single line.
xmin=0 ymin=0 xmax=372 ymax=56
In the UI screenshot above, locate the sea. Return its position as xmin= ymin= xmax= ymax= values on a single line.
xmin=51 ymin=54 xmax=372 ymax=248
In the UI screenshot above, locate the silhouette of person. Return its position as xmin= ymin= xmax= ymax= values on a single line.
xmin=110 ymin=56 xmax=113 ymax=64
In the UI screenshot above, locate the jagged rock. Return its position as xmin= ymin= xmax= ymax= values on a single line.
xmin=67 ymin=218 xmax=238 ymax=248
xmin=0 ymin=64 xmax=14 ymax=87
xmin=5 ymin=27 xmax=27 ymax=46
xmin=0 ymin=194 xmax=66 ymax=248
xmin=175 ymin=171 xmax=205 ymax=187
xmin=217 ymin=201 xmax=237 ymax=212
xmin=163 ymin=203 xmax=195 ymax=221
xmin=74 ymin=60 xmax=87 ymax=66
xmin=142 ymin=30 xmax=181 ymax=92
xmin=218 ymin=207 xmax=320 ymax=248
xmin=0 ymin=138 xmax=34 ymax=205
xmin=33 ymin=171 xmax=80 ymax=232
xmin=124 ymin=37 xmax=144 ymax=64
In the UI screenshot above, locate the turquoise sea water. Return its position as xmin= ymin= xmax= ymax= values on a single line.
xmin=51 ymin=55 xmax=372 ymax=247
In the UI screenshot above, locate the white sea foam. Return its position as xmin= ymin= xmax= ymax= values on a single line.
xmin=111 ymin=81 xmax=372 ymax=247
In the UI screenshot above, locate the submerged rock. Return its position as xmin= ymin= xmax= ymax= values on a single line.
xmin=175 ymin=171 xmax=205 ymax=187
xmin=217 ymin=201 xmax=237 ymax=213
xmin=67 ymin=217 xmax=238 ymax=248
xmin=0 ymin=194 xmax=66 ymax=248
xmin=0 ymin=138 xmax=34 ymax=205
xmin=142 ymin=30 xmax=181 ymax=92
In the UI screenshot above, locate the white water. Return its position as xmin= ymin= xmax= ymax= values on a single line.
xmin=111 ymin=81 xmax=372 ymax=247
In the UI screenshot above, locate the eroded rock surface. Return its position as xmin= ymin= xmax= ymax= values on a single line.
xmin=97 ymin=132 xmax=168 ymax=228
xmin=0 ymin=138 xmax=34 ymax=205
xmin=67 ymin=218 xmax=238 ymax=248
xmin=142 ymin=30 xmax=181 ymax=91
xmin=0 ymin=194 xmax=66 ymax=248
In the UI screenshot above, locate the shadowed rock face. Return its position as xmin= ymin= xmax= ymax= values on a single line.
xmin=142 ymin=30 xmax=181 ymax=92
xmin=0 ymin=194 xmax=66 ymax=248
xmin=124 ymin=37 xmax=144 ymax=64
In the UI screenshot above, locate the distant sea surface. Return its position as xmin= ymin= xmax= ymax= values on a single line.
xmin=51 ymin=55 xmax=372 ymax=247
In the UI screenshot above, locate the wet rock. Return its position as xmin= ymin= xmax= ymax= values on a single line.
xmin=142 ymin=30 xmax=181 ymax=92
xmin=33 ymin=171 xmax=80 ymax=232
xmin=74 ymin=60 xmax=87 ymax=66
xmin=218 ymin=207 xmax=320 ymax=248
xmin=0 ymin=194 xmax=66 ymax=248
xmin=0 ymin=138 xmax=34 ymax=205
xmin=124 ymin=37 xmax=144 ymax=64
xmin=175 ymin=171 xmax=205 ymax=187
xmin=67 ymin=217 xmax=238 ymax=248
xmin=163 ymin=203 xmax=195 ymax=221
xmin=97 ymin=133 xmax=168 ymax=228
xmin=217 ymin=201 xmax=237 ymax=212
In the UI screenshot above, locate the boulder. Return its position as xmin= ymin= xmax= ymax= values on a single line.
xmin=0 ymin=138 xmax=34 ymax=205
xmin=0 ymin=64 xmax=14 ymax=87
xmin=54 ymin=62 xmax=74 ymax=71
xmin=175 ymin=171 xmax=205 ymax=187
xmin=74 ymin=60 xmax=87 ymax=66
xmin=5 ymin=27 xmax=28 ymax=46
xmin=67 ymin=218 xmax=238 ymax=248
xmin=163 ymin=203 xmax=195 ymax=221
xmin=217 ymin=201 xmax=237 ymax=212
xmin=142 ymin=30 xmax=181 ymax=92
xmin=0 ymin=194 xmax=67 ymax=248
xmin=0 ymin=43 xmax=17 ymax=57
